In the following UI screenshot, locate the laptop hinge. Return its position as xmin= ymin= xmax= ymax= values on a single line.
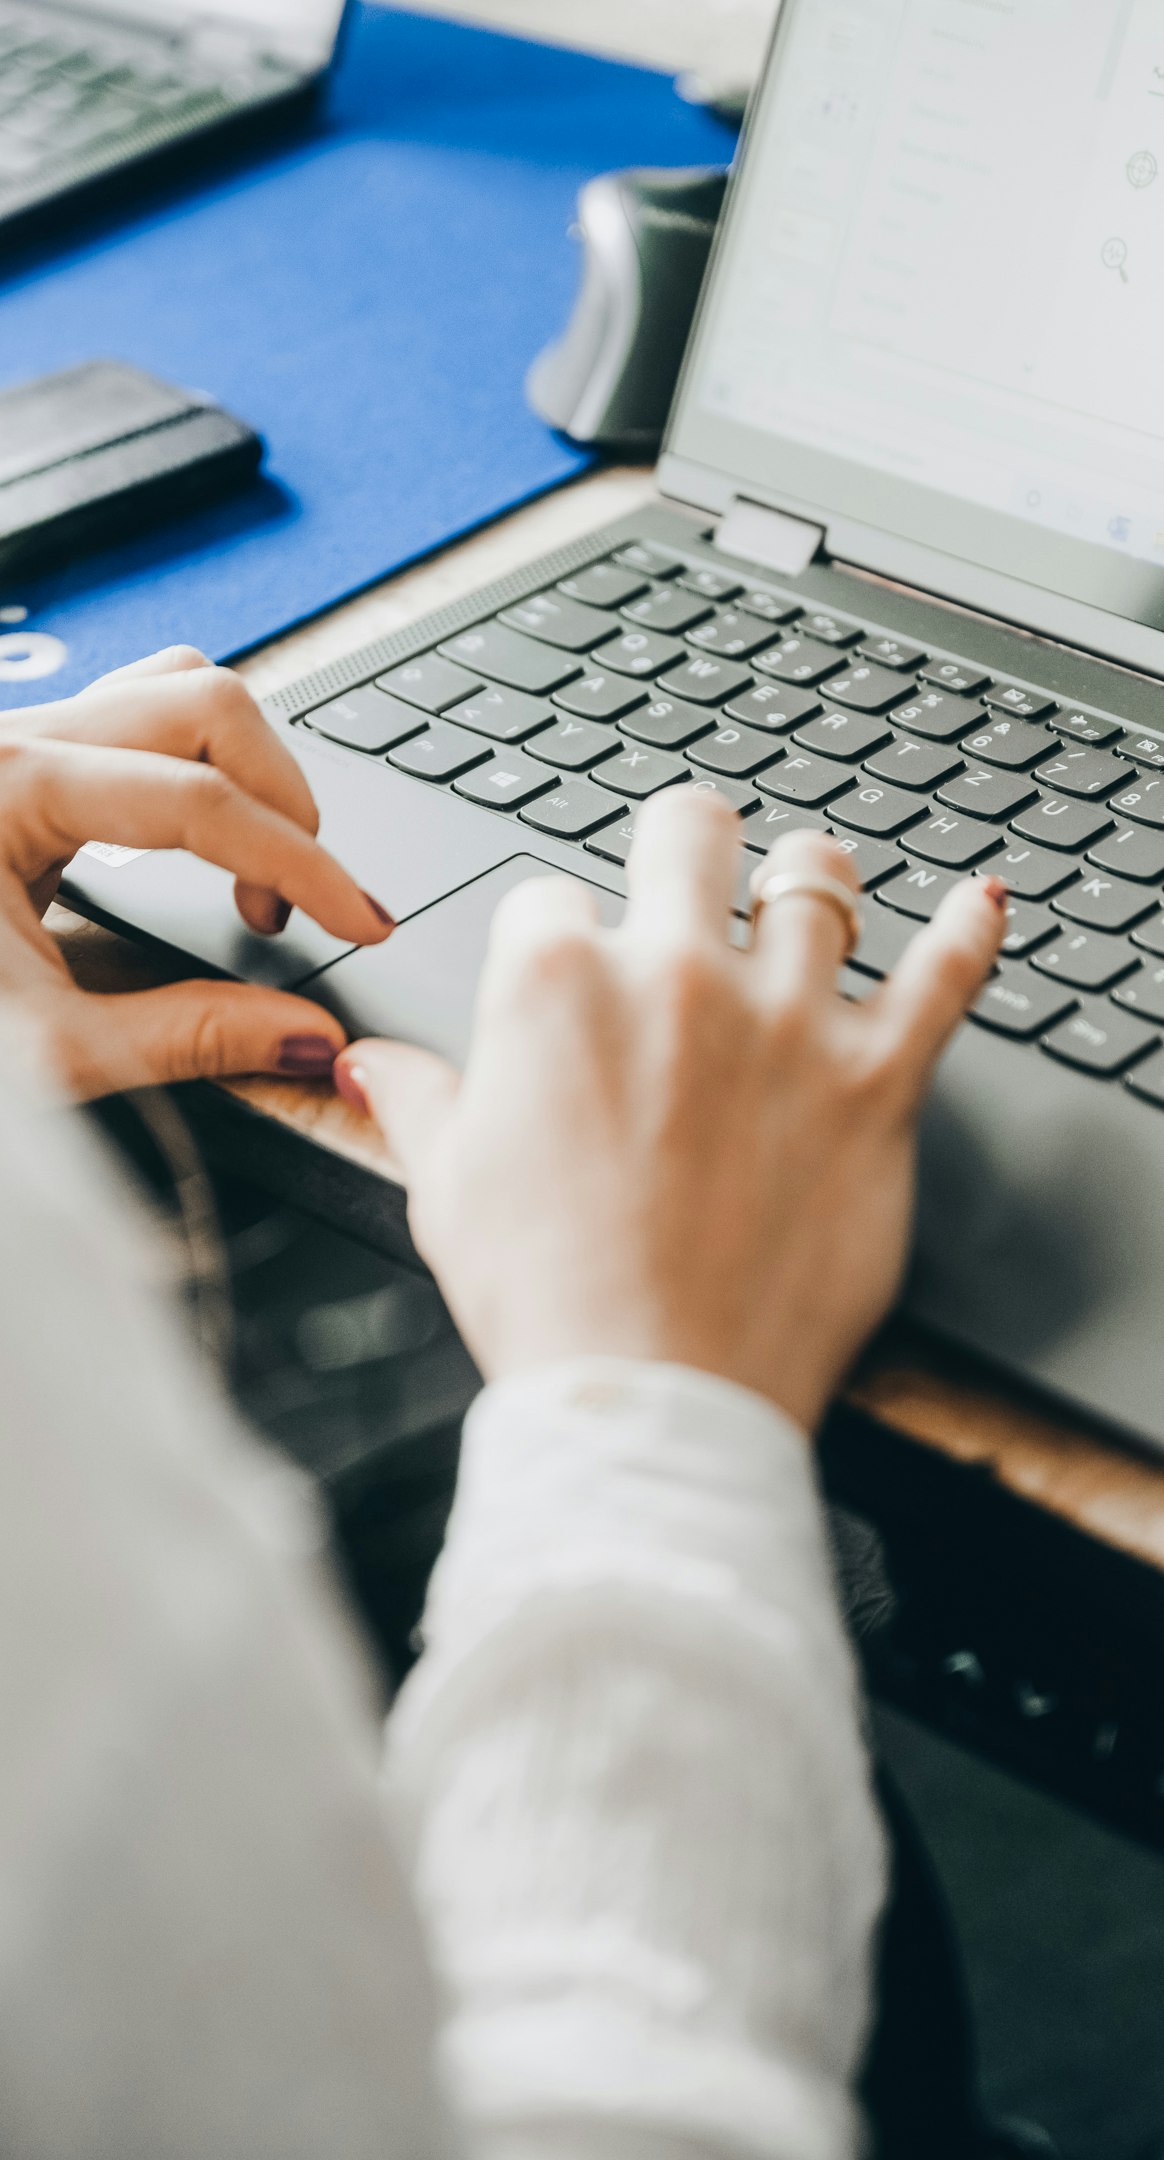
xmin=714 ymin=498 xmax=826 ymax=577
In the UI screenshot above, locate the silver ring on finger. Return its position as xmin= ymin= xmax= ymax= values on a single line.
xmin=749 ymin=869 xmax=863 ymax=963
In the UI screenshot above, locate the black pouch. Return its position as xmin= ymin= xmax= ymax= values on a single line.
xmin=0 ymin=358 xmax=263 ymax=574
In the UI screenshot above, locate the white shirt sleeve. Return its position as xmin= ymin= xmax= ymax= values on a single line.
xmin=388 ymin=1360 xmax=888 ymax=2160
xmin=0 ymin=1036 xmax=885 ymax=2160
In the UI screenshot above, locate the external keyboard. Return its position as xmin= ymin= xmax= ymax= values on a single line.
xmin=298 ymin=531 xmax=1164 ymax=1108
xmin=0 ymin=4 xmax=238 ymax=215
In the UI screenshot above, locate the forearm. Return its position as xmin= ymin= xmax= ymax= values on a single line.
xmin=388 ymin=1361 xmax=887 ymax=2160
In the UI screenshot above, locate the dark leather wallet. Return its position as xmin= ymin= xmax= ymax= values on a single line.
xmin=0 ymin=359 xmax=263 ymax=574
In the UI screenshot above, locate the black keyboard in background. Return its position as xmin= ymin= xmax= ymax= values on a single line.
xmin=0 ymin=3 xmax=235 ymax=201
xmin=298 ymin=533 xmax=1164 ymax=1107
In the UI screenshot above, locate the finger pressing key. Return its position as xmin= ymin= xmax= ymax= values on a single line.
xmin=751 ymin=829 xmax=863 ymax=1004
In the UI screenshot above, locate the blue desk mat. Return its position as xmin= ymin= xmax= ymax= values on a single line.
xmin=0 ymin=4 xmax=731 ymax=707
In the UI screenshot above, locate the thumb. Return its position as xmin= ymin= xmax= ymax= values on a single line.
xmin=334 ymin=1037 xmax=459 ymax=1179
xmin=47 ymin=980 xmax=349 ymax=1100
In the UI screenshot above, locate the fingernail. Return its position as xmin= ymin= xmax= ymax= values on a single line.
xmin=334 ymin=1059 xmax=371 ymax=1115
xmin=276 ymin=1033 xmax=339 ymax=1077
xmin=361 ymin=891 xmax=396 ymax=929
xmin=269 ymin=898 xmax=292 ymax=933
xmin=979 ymin=875 xmax=1009 ymax=911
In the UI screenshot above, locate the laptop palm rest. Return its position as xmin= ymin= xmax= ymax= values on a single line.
xmin=303 ymin=854 xmax=625 ymax=1066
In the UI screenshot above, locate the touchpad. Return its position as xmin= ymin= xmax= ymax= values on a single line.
xmin=304 ymin=855 xmax=624 ymax=1065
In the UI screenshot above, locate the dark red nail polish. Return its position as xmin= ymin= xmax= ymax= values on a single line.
xmin=980 ymin=875 xmax=1009 ymax=911
xmin=361 ymin=891 xmax=396 ymax=929
xmin=334 ymin=1060 xmax=371 ymax=1116
xmin=276 ymin=1033 xmax=339 ymax=1077
xmin=269 ymin=898 xmax=292 ymax=933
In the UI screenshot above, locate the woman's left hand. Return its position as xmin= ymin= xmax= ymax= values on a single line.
xmin=0 ymin=645 xmax=394 ymax=1099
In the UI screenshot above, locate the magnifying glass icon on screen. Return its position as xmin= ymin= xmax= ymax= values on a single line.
xmin=1102 ymin=236 xmax=1130 ymax=282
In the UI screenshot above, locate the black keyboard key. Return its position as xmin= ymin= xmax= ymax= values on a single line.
xmin=620 ymin=695 xmax=713 ymax=750
xmin=863 ymin=737 xmax=962 ymax=790
xmin=736 ymin=588 xmax=800 ymax=625
xmin=592 ymin=742 xmax=688 ymax=799
xmin=878 ymin=861 xmax=959 ymax=921
xmin=519 ymin=777 xmax=626 ymax=840
xmin=448 ymin=684 xmax=556 ymax=742
xmin=1132 ymin=915 xmax=1164 ymax=959
xmin=1087 ymin=824 xmax=1164 ymax=882
xmin=1033 ymin=744 xmax=1135 ymax=798
xmin=1009 ymin=795 xmax=1114 ymax=851
xmin=989 ymin=838 xmax=1075 ymax=899
xmin=378 ymin=653 xmax=481 ymax=712
xmin=586 ymin=813 xmax=638 ymax=866
xmin=998 ymin=898 xmax=1061 ymax=958
xmin=525 ymin=715 xmax=619 ymax=770
xmin=1109 ymin=773 xmax=1164 ymax=827
xmin=793 ymin=709 xmax=891 ymax=762
xmin=1124 ymin=1051 xmax=1164 ymax=1107
xmin=824 ymin=660 xmax=913 ymax=713
xmin=686 ymin=773 xmax=762 ymax=816
xmin=687 ymin=609 xmax=781 ymax=659
xmin=440 ymin=624 xmax=581 ymax=695
xmin=894 ymin=689 xmax=982 ymax=741
xmin=920 ymin=659 xmax=991 ymax=696
xmin=656 ymin=654 xmax=753 ymax=706
xmin=744 ymin=802 xmax=832 ymax=853
xmin=553 ymin=670 xmax=648 ymax=721
xmin=1042 ymin=1002 xmax=1157 ymax=1077
xmin=308 ymin=687 xmax=425 ymax=754
xmin=677 ymin=564 xmax=742 ymax=602
xmin=859 ymin=634 xmax=926 ymax=671
xmin=1056 ymin=707 xmax=1123 ymax=746
xmin=687 ymin=721 xmax=781 ymax=778
xmin=984 ymin=683 xmax=1057 ymax=721
xmin=959 ymin=715 xmax=1050 ymax=769
xmin=850 ymin=905 xmax=916 ymax=980
xmin=902 ymin=812 xmax=1001 ymax=868
xmin=389 ymin=722 xmax=491 ymax=781
xmin=799 ymin=609 xmax=862 ymax=647
xmin=758 ymin=749 xmax=851 ymax=808
xmin=1113 ymin=965 xmax=1164 ymax=1025
xmin=612 ymin=541 xmax=681 ymax=578
xmin=500 ymin=591 xmax=613 ymax=651
xmin=734 ymin=849 xmax=758 ymax=918
xmin=754 ymin=633 xmax=846 ymax=687
xmin=1118 ymin=730 xmax=1164 ymax=771
xmin=622 ymin=587 xmax=712 ymax=636
xmin=936 ymin=766 xmax=1038 ymax=821
xmin=971 ymin=969 xmax=1076 ymax=1040
xmin=827 ymin=833 xmax=906 ymax=890
xmin=557 ymin=562 xmax=648 ymax=609
xmin=598 ymin=628 xmax=686 ymax=678
xmin=1052 ymin=871 xmax=1156 ymax=934
xmin=1031 ymin=929 xmax=1137 ymax=991
xmin=723 ymin=682 xmax=821 ymax=733
xmin=453 ymin=750 xmax=560 ymax=810
xmin=830 ymin=780 xmax=924 ymax=838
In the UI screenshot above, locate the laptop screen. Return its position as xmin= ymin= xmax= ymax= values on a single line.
xmin=669 ymin=0 xmax=1164 ymax=640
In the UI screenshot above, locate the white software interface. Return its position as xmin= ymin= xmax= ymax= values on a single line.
xmin=694 ymin=0 xmax=1164 ymax=569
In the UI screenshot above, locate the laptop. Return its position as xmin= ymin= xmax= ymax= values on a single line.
xmin=65 ymin=0 xmax=1164 ymax=1451
xmin=0 ymin=0 xmax=347 ymax=232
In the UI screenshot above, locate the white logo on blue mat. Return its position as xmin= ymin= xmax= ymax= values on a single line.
xmin=0 ymin=605 xmax=68 ymax=682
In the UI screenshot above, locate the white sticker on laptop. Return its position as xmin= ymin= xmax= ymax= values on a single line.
xmin=80 ymin=842 xmax=150 ymax=869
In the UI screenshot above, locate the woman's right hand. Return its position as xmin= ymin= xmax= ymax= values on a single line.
xmin=0 ymin=646 xmax=394 ymax=1099
xmin=337 ymin=792 xmax=1004 ymax=1434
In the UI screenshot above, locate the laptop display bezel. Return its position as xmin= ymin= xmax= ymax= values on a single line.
xmin=661 ymin=0 xmax=1164 ymax=658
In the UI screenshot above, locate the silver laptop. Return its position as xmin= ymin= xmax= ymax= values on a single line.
xmin=66 ymin=0 xmax=1164 ymax=1450
xmin=0 ymin=0 xmax=348 ymax=233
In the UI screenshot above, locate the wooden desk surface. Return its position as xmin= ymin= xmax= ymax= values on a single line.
xmin=46 ymin=461 xmax=1164 ymax=1589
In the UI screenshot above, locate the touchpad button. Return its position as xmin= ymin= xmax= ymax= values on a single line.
xmin=305 ymin=854 xmax=624 ymax=1064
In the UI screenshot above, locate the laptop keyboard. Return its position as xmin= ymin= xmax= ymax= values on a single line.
xmin=0 ymin=5 xmax=226 ymax=203
xmin=300 ymin=533 xmax=1164 ymax=1109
